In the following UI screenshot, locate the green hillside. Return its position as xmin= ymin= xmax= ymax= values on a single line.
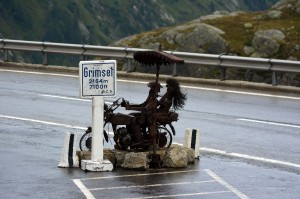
xmin=114 ymin=0 xmax=300 ymax=85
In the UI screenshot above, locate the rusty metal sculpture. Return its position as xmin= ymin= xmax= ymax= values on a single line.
xmin=79 ymin=46 xmax=185 ymax=153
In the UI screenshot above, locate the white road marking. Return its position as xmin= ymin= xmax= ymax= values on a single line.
xmin=39 ymin=94 xmax=91 ymax=102
xmin=38 ymin=94 xmax=113 ymax=105
xmin=205 ymin=169 xmax=249 ymax=199
xmin=124 ymin=191 xmax=231 ymax=199
xmin=80 ymin=169 xmax=202 ymax=181
xmin=237 ymin=118 xmax=300 ymax=129
xmin=0 ymin=114 xmax=86 ymax=130
xmin=1 ymin=68 xmax=300 ymax=100
xmin=73 ymin=179 xmax=95 ymax=199
xmin=200 ymin=147 xmax=300 ymax=169
xmin=182 ymin=84 xmax=300 ymax=100
xmin=0 ymin=68 xmax=78 ymax=77
xmin=174 ymin=143 xmax=300 ymax=169
xmin=89 ymin=180 xmax=216 ymax=191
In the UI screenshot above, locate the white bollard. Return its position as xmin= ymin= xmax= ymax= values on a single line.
xmin=58 ymin=132 xmax=79 ymax=168
xmin=183 ymin=128 xmax=200 ymax=159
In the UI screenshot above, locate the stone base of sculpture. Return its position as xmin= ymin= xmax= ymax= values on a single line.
xmin=77 ymin=144 xmax=197 ymax=170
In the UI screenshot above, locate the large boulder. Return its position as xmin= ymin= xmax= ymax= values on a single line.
xmin=121 ymin=152 xmax=149 ymax=170
xmin=162 ymin=145 xmax=195 ymax=168
xmin=174 ymin=24 xmax=227 ymax=54
xmin=163 ymin=147 xmax=187 ymax=168
xmin=251 ymin=29 xmax=285 ymax=57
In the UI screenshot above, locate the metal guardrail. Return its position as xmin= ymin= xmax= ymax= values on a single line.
xmin=1 ymin=39 xmax=300 ymax=85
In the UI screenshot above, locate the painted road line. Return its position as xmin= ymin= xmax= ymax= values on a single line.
xmin=2 ymin=68 xmax=300 ymax=101
xmin=181 ymin=84 xmax=300 ymax=101
xmin=237 ymin=118 xmax=300 ymax=129
xmin=200 ymin=147 xmax=300 ymax=169
xmin=73 ymin=179 xmax=95 ymax=199
xmin=38 ymin=94 xmax=114 ymax=105
xmin=1 ymin=114 xmax=299 ymax=169
xmin=79 ymin=169 xmax=202 ymax=181
xmin=124 ymin=191 xmax=231 ymax=199
xmin=89 ymin=180 xmax=216 ymax=191
xmin=0 ymin=68 xmax=78 ymax=77
xmin=205 ymin=169 xmax=249 ymax=199
xmin=173 ymin=143 xmax=300 ymax=169
xmin=0 ymin=114 xmax=86 ymax=130
xmin=39 ymin=94 xmax=91 ymax=102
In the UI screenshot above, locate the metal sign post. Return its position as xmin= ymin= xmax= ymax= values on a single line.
xmin=79 ymin=60 xmax=116 ymax=171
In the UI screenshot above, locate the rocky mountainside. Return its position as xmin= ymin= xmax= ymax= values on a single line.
xmin=114 ymin=0 xmax=300 ymax=86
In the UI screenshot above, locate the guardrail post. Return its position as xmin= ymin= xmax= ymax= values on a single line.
xmin=80 ymin=55 xmax=87 ymax=61
xmin=126 ymin=59 xmax=132 ymax=72
xmin=220 ymin=67 xmax=226 ymax=81
xmin=272 ymin=71 xmax=278 ymax=86
xmin=172 ymin=63 xmax=177 ymax=76
xmin=4 ymin=49 xmax=8 ymax=62
xmin=43 ymin=52 xmax=48 ymax=65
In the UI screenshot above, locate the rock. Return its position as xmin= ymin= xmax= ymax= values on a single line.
xmin=251 ymin=37 xmax=279 ymax=57
xmin=264 ymin=10 xmax=282 ymax=19
xmin=174 ymin=23 xmax=227 ymax=54
xmin=213 ymin=10 xmax=230 ymax=15
xmin=184 ymin=147 xmax=196 ymax=164
xmin=255 ymin=29 xmax=285 ymax=41
xmin=251 ymin=29 xmax=285 ymax=57
xmin=104 ymin=150 xmax=117 ymax=165
xmin=287 ymin=56 xmax=298 ymax=61
xmin=199 ymin=10 xmax=237 ymax=21
xmin=112 ymin=150 xmax=127 ymax=167
xmin=121 ymin=152 xmax=149 ymax=170
xmin=244 ymin=23 xmax=253 ymax=29
xmin=243 ymin=46 xmax=255 ymax=55
xmin=162 ymin=145 xmax=188 ymax=168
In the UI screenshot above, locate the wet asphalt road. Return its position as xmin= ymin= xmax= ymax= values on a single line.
xmin=0 ymin=67 xmax=300 ymax=199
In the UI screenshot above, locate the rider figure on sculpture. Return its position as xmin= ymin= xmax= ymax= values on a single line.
xmin=121 ymin=78 xmax=187 ymax=149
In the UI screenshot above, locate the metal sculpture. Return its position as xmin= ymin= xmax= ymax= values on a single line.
xmin=80 ymin=46 xmax=185 ymax=152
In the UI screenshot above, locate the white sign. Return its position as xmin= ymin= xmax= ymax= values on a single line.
xmin=79 ymin=60 xmax=117 ymax=98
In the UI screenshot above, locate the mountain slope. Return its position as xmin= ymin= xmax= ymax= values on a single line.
xmin=0 ymin=0 xmax=279 ymax=65
xmin=0 ymin=0 xmax=279 ymax=45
